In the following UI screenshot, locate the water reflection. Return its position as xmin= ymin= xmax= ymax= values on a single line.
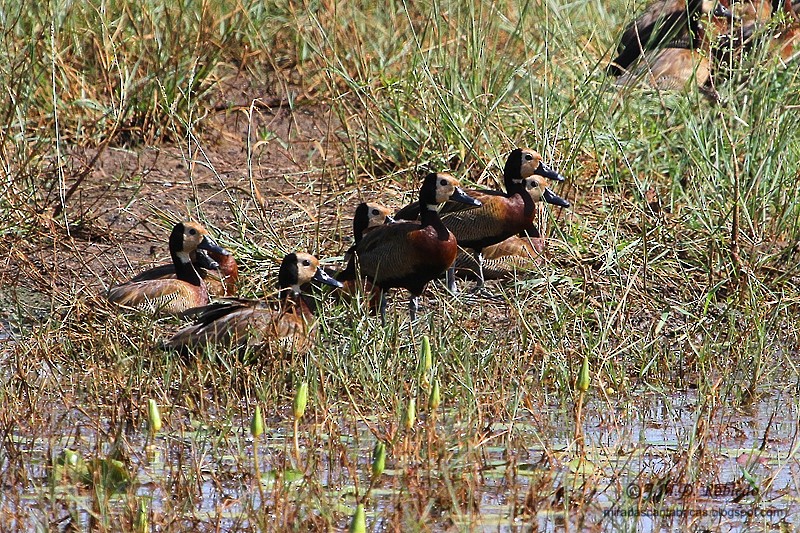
xmin=5 ymin=391 xmax=797 ymax=531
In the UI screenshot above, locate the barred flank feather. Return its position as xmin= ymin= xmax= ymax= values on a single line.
xmin=453 ymin=236 xmax=546 ymax=280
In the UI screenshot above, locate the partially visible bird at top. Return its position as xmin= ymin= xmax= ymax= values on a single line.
xmin=607 ymin=0 xmax=733 ymax=76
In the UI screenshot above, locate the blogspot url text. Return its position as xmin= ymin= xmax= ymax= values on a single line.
xmin=603 ymin=507 xmax=785 ymax=519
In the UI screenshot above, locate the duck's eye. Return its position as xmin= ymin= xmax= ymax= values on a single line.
xmin=524 ymin=154 xmax=533 ymax=161
xmin=302 ymin=259 xmax=311 ymax=267
xmin=188 ymin=228 xmax=197 ymax=236
xmin=371 ymin=209 xmax=379 ymax=216
xmin=439 ymin=179 xmax=447 ymax=186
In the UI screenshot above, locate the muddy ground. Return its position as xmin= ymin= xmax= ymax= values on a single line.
xmin=3 ymin=78 xmax=399 ymax=306
xmin=3 ymin=75 xmax=542 ymax=326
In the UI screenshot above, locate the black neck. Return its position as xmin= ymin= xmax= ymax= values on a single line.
xmin=687 ymin=0 xmax=704 ymax=17
xmin=420 ymin=206 xmax=450 ymax=241
xmin=279 ymin=286 xmax=313 ymax=316
xmin=517 ymin=187 xmax=536 ymax=218
xmin=687 ymin=0 xmax=707 ymax=37
xmin=353 ymin=204 xmax=369 ymax=244
xmin=507 ymin=181 xmax=535 ymax=218
xmin=502 ymin=176 xmax=514 ymax=195
xmin=503 ymin=149 xmax=523 ymax=194
xmin=172 ymin=251 xmax=203 ymax=286
xmin=688 ymin=19 xmax=704 ymax=43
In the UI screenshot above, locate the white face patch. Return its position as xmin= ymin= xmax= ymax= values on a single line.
xmin=425 ymin=203 xmax=443 ymax=213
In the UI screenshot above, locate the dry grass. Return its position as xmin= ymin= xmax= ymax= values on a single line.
xmin=2 ymin=0 xmax=800 ymax=530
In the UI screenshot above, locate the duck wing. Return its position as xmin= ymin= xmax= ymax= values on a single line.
xmin=345 ymin=222 xmax=424 ymax=283
xmin=166 ymin=303 xmax=284 ymax=350
xmin=610 ymin=0 xmax=692 ymax=73
xmin=129 ymin=263 xmax=177 ymax=282
xmin=180 ymin=297 xmax=265 ymax=322
xmin=107 ymin=279 xmax=206 ymax=314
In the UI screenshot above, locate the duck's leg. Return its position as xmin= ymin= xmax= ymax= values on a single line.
xmin=379 ymin=290 xmax=388 ymax=324
xmin=408 ymin=295 xmax=419 ymax=321
xmin=446 ymin=265 xmax=458 ymax=295
xmin=475 ymin=251 xmax=486 ymax=288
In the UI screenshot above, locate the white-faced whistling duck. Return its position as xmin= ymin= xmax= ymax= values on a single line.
xmin=614 ymin=2 xmax=733 ymax=91
xmin=773 ymin=0 xmax=800 ymax=61
xmin=394 ymin=148 xmax=569 ymax=292
xmin=719 ymin=0 xmax=800 ymax=62
xmin=165 ymin=252 xmax=342 ymax=352
xmin=608 ymin=0 xmax=732 ymax=75
xmin=107 ymin=222 xmax=227 ymax=315
xmin=130 ymin=247 xmax=239 ymax=297
xmin=338 ymin=202 xmax=396 ymax=309
xmin=345 ymin=202 xmax=396 ymax=263
xmin=339 ymin=173 xmax=481 ymax=321
xmin=713 ymin=0 xmax=773 ymax=64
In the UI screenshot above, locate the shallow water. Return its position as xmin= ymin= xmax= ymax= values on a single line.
xmin=2 ymin=391 xmax=798 ymax=531
xmin=0 ymin=321 xmax=11 ymax=342
xmin=0 ymin=284 xmax=52 ymax=344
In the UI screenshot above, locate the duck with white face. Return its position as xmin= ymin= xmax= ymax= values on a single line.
xmin=107 ymin=221 xmax=227 ymax=315
xmin=343 ymin=202 xmax=396 ymax=264
xmin=165 ymin=252 xmax=343 ymax=353
xmin=339 ymin=173 xmax=481 ymax=320
xmin=354 ymin=202 xmax=396 ymax=242
xmin=129 ymin=240 xmax=239 ymax=297
xmin=394 ymin=149 xmax=569 ymax=293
